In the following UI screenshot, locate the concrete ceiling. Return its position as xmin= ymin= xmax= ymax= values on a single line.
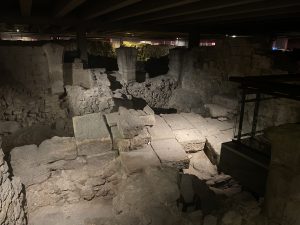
xmin=1 ymin=0 xmax=300 ymax=38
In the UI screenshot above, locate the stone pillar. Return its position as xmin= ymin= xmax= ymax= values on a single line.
xmin=71 ymin=58 xmax=93 ymax=89
xmin=77 ymin=28 xmax=88 ymax=65
xmin=43 ymin=43 xmax=64 ymax=95
xmin=264 ymin=124 xmax=300 ymax=225
xmin=168 ymin=48 xmax=185 ymax=81
xmin=116 ymin=47 xmax=137 ymax=83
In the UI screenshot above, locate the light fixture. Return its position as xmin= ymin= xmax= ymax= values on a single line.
xmin=16 ymin=29 xmax=20 ymax=32
xmin=231 ymin=35 xmax=237 ymax=38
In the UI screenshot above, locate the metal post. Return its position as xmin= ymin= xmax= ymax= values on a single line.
xmin=251 ymin=93 xmax=261 ymax=138
xmin=237 ymin=90 xmax=246 ymax=141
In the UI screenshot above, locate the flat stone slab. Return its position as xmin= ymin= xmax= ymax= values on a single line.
xmin=173 ymin=129 xmax=206 ymax=152
xmin=73 ymin=113 xmax=111 ymax=140
xmin=147 ymin=115 xmax=175 ymax=140
xmin=38 ymin=136 xmax=77 ymax=163
xmin=105 ymin=112 xmax=119 ymax=127
xmin=180 ymin=113 xmax=207 ymax=125
xmin=120 ymin=145 xmax=161 ymax=174
xmin=161 ymin=114 xmax=194 ymax=130
xmin=10 ymin=144 xmax=50 ymax=187
xmin=73 ymin=113 xmax=112 ymax=155
xmin=151 ymin=139 xmax=189 ymax=169
xmin=205 ymin=131 xmax=232 ymax=165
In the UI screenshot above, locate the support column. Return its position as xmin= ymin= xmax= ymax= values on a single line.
xmin=116 ymin=47 xmax=137 ymax=83
xmin=168 ymin=48 xmax=186 ymax=86
xmin=188 ymin=31 xmax=200 ymax=49
xmin=43 ymin=43 xmax=64 ymax=95
xmin=77 ymin=27 xmax=88 ymax=66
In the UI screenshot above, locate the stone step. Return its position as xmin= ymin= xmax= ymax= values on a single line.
xmin=147 ymin=115 xmax=175 ymax=140
xmin=161 ymin=113 xmax=194 ymax=130
xmin=151 ymin=138 xmax=189 ymax=169
xmin=119 ymin=145 xmax=161 ymax=174
xmin=173 ymin=129 xmax=206 ymax=152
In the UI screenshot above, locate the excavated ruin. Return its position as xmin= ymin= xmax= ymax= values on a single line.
xmin=0 ymin=38 xmax=299 ymax=225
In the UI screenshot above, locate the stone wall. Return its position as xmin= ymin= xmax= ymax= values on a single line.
xmin=0 ymin=43 xmax=68 ymax=140
xmin=168 ymin=38 xmax=300 ymax=128
xmin=0 ymin=43 xmax=64 ymax=96
xmin=0 ymin=148 xmax=26 ymax=225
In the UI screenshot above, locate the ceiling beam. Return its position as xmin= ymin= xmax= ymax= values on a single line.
xmin=0 ymin=15 xmax=79 ymax=26
xmin=119 ymin=0 xmax=263 ymax=25
xmin=19 ymin=0 xmax=32 ymax=17
xmin=155 ymin=1 xmax=300 ymax=25
xmin=103 ymin=0 xmax=202 ymax=23
xmin=54 ymin=0 xmax=87 ymax=18
xmin=81 ymin=0 xmax=142 ymax=20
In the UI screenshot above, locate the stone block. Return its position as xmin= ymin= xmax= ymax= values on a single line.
xmin=111 ymin=126 xmax=131 ymax=152
xmin=10 ymin=145 xmax=50 ymax=187
xmin=130 ymin=128 xmax=151 ymax=149
xmin=143 ymin=105 xmax=154 ymax=115
xmin=161 ymin=114 xmax=194 ymax=130
xmin=73 ymin=113 xmax=112 ymax=155
xmin=151 ymin=139 xmax=189 ymax=169
xmin=117 ymin=107 xmax=144 ymax=138
xmin=148 ymin=115 xmax=175 ymax=140
xmin=173 ymin=129 xmax=206 ymax=152
xmin=105 ymin=112 xmax=120 ymax=127
xmin=38 ymin=136 xmax=77 ymax=163
xmin=116 ymin=47 xmax=137 ymax=83
xmin=72 ymin=68 xmax=94 ymax=89
xmin=120 ymin=145 xmax=161 ymax=174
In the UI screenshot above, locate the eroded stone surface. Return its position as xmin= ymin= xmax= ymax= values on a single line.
xmin=161 ymin=114 xmax=194 ymax=130
xmin=148 ymin=115 xmax=175 ymax=140
xmin=120 ymin=145 xmax=161 ymax=174
xmin=0 ymin=148 xmax=27 ymax=225
xmin=151 ymin=139 xmax=189 ymax=169
xmin=173 ymin=129 xmax=206 ymax=152
xmin=73 ymin=113 xmax=112 ymax=155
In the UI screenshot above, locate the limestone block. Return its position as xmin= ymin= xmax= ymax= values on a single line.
xmin=105 ymin=112 xmax=120 ymax=127
xmin=43 ymin=43 xmax=64 ymax=95
xmin=111 ymin=125 xmax=131 ymax=152
xmin=38 ymin=136 xmax=77 ymax=164
xmin=205 ymin=132 xmax=232 ymax=165
xmin=130 ymin=128 xmax=151 ymax=149
xmin=148 ymin=115 xmax=175 ymax=140
xmin=143 ymin=105 xmax=154 ymax=115
xmin=73 ymin=113 xmax=112 ymax=155
xmin=116 ymin=47 xmax=137 ymax=83
xmin=173 ymin=129 xmax=206 ymax=152
xmin=10 ymin=144 xmax=50 ymax=187
xmin=151 ymin=139 xmax=189 ymax=169
xmin=72 ymin=59 xmax=94 ymax=89
xmin=161 ymin=113 xmax=194 ymax=130
xmin=120 ymin=145 xmax=161 ymax=174
xmin=117 ymin=107 xmax=144 ymax=138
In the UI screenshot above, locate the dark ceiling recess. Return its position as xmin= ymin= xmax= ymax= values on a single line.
xmin=0 ymin=0 xmax=300 ymax=37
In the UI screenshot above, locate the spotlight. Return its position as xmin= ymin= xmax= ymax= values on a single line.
xmin=231 ymin=35 xmax=237 ymax=38
xmin=16 ymin=29 xmax=20 ymax=32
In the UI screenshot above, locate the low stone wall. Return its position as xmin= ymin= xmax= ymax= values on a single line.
xmin=0 ymin=148 xmax=26 ymax=225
